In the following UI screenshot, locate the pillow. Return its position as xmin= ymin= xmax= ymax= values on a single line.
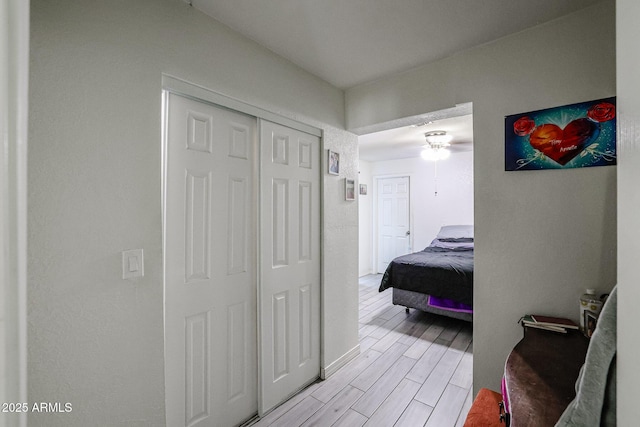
xmin=436 ymin=225 xmax=474 ymax=241
xmin=429 ymin=239 xmax=474 ymax=250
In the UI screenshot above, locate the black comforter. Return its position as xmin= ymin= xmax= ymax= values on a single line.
xmin=378 ymin=246 xmax=474 ymax=306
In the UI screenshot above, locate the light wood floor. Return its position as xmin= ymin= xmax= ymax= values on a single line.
xmin=251 ymin=274 xmax=473 ymax=427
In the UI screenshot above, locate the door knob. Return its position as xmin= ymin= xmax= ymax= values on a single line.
xmin=405 ymin=231 xmax=410 ymax=236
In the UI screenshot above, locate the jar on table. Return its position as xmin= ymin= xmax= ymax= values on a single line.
xmin=579 ymin=289 xmax=603 ymax=337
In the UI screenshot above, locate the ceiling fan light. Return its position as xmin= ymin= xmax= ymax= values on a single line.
xmin=421 ymin=147 xmax=438 ymax=161
xmin=421 ymin=146 xmax=450 ymax=161
xmin=424 ymin=130 xmax=453 ymax=145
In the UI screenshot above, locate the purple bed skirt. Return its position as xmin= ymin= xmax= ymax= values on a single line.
xmin=427 ymin=295 xmax=473 ymax=314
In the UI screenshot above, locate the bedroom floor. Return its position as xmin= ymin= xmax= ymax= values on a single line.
xmin=251 ymin=274 xmax=474 ymax=427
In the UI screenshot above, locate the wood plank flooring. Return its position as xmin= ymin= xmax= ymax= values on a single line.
xmin=251 ymin=274 xmax=473 ymax=427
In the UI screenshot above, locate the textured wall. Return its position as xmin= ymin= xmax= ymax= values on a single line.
xmin=346 ymin=0 xmax=616 ymax=394
xmin=358 ymin=160 xmax=373 ymax=276
xmin=28 ymin=0 xmax=357 ymax=425
xmin=320 ymin=126 xmax=360 ymax=367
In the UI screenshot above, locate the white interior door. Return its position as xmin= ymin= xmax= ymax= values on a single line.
xmin=259 ymin=120 xmax=321 ymax=414
xmin=377 ymin=176 xmax=411 ymax=273
xmin=164 ymin=93 xmax=258 ymax=427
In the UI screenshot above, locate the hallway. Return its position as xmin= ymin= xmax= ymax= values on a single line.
xmin=251 ymin=274 xmax=473 ymax=427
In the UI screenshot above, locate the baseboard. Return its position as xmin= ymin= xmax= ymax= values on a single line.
xmin=320 ymin=344 xmax=360 ymax=380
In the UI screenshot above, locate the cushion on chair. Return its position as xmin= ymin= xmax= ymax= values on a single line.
xmin=463 ymin=388 xmax=503 ymax=427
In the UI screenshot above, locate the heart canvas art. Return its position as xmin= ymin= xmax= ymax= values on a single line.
xmin=505 ymin=97 xmax=616 ymax=171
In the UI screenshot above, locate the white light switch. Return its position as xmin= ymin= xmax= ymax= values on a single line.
xmin=128 ymin=256 xmax=139 ymax=272
xmin=122 ymin=249 xmax=144 ymax=280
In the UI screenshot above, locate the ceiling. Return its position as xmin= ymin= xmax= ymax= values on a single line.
xmin=190 ymin=0 xmax=601 ymax=89
xmin=189 ymin=0 xmax=601 ymax=160
xmin=358 ymin=114 xmax=473 ymax=162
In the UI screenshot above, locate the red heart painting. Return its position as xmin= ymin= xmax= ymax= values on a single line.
xmin=529 ymin=118 xmax=600 ymax=165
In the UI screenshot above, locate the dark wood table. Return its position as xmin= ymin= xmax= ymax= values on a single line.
xmin=504 ymin=327 xmax=589 ymax=427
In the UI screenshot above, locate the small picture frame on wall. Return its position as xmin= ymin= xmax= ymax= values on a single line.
xmin=359 ymin=184 xmax=367 ymax=195
xmin=328 ymin=150 xmax=340 ymax=175
xmin=345 ymin=179 xmax=356 ymax=201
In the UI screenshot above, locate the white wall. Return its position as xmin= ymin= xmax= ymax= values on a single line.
xmin=616 ymin=0 xmax=640 ymax=423
xmin=29 ymin=1 xmax=358 ymax=425
xmin=346 ymin=0 xmax=616 ymax=394
xmin=320 ymin=127 xmax=360 ymax=371
xmin=359 ymin=153 xmax=474 ymax=275
xmin=358 ymin=160 xmax=373 ymax=276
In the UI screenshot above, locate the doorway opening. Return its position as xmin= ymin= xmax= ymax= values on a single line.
xmin=355 ymin=104 xmax=475 ymax=423
xmin=357 ymin=104 xmax=474 ymax=277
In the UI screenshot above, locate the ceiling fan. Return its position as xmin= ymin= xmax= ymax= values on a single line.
xmin=420 ymin=130 xmax=472 ymax=162
xmin=420 ymin=130 xmax=472 ymax=196
xmin=421 ymin=131 xmax=453 ymax=161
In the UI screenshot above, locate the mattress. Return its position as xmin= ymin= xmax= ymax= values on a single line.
xmin=378 ymin=242 xmax=474 ymax=306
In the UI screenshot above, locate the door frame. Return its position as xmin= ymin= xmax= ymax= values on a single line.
xmin=372 ymin=174 xmax=413 ymax=274
xmin=0 ymin=2 xmax=29 ymax=426
xmin=161 ymin=75 xmax=324 ymax=418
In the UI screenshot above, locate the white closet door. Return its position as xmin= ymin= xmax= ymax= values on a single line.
xmin=259 ymin=120 xmax=321 ymax=414
xmin=377 ymin=176 xmax=411 ymax=273
xmin=164 ymin=93 xmax=258 ymax=427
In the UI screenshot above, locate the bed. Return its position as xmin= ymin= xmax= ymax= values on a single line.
xmin=378 ymin=225 xmax=474 ymax=322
